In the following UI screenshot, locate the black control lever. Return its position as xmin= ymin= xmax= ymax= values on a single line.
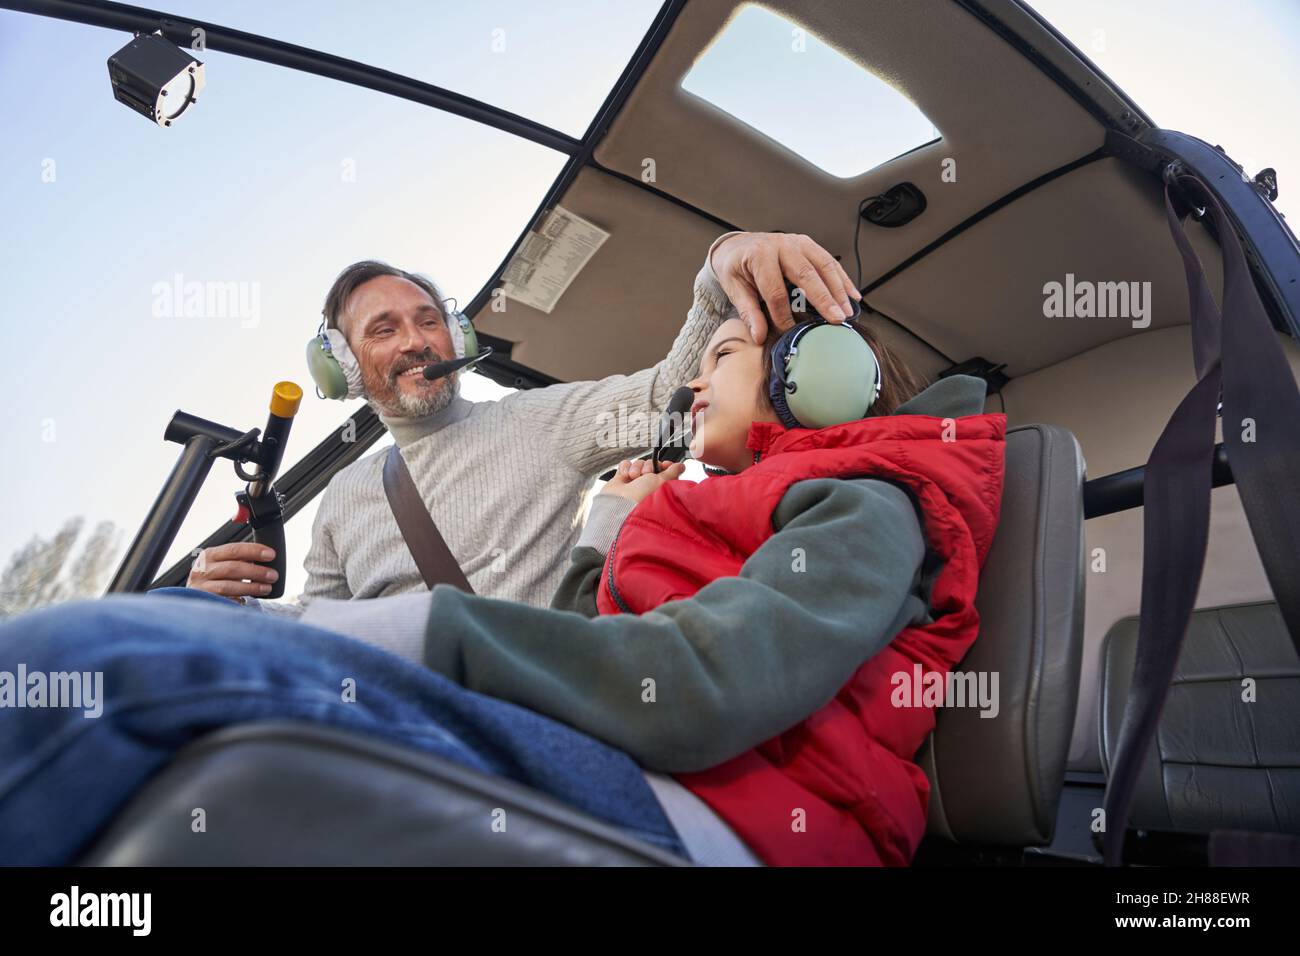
xmin=231 ymin=382 xmax=302 ymax=598
xmin=107 ymin=381 xmax=304 ymax=595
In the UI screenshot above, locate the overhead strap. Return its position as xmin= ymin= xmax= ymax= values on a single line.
xmin=1103 ymin=169 xmax=1300 ymax=866
xmin=382 ymin=444 xmax=474 ymax=594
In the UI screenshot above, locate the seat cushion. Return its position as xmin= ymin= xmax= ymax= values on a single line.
xmin=1100 ymin=600 xmax=1300 ymax=834
xmin=79 ymin=721 xmax=691 ymax=866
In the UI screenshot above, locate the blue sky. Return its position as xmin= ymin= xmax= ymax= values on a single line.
xmin=682 ymin=4 xmax=941 ymax=177
xmin=0 ymin=1 xmax=660 ymax=594
xmin=0 ymin=0 xmax=1295 ymax=600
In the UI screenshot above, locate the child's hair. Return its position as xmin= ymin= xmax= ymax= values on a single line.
xmin=758 ymin=318 xmax=929 ymax=419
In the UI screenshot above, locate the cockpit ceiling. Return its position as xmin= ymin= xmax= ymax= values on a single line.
xmin=475 ymin=0 xmax=1212 ymax=384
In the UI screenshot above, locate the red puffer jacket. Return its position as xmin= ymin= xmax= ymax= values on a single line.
xmin=596 ymin=411 xmax=1006 ymax=865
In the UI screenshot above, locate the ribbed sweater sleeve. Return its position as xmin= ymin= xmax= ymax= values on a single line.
xmin=509 ymin=261 xmax=732 ymax=477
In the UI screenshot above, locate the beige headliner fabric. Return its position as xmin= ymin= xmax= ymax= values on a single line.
xmin=473 ymin=166 xmax=954 ymax=385
xmin=478 ymin=0 xmax=1191 ymax=385
xmin=978 ymin=0 xmax=1151 ymax=131
xmin=870 ymin=159 xmax=1227 ymax=375
xmin=596 ymin=0 xmax=1103 ymax=287
xmin=473 ymin=167 xmax=728 ymax=382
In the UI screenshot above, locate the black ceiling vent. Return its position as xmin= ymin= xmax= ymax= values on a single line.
xmin=860 ymin=182 xmax=927 ymax=228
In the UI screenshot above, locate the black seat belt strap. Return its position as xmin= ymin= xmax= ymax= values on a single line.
xmin=1103 ymin=170 xmax=1300 ymax=865
xmin=381 ymin=444 xmax=474 ymax=594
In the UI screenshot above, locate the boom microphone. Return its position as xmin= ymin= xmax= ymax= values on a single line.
xmin=598 ymin=385 xmax=695 ymax=481
xmin=653 ymin=385 xmax=696 ymax=471
xmin=422 ymin=346 xmax=494 ymax=382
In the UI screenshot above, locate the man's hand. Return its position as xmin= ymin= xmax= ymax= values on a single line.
xmin=600 ymin=458 xmax=686 ymax=506
xmin=186 ymin=542 xmax=279 ymax=603
xmin=710 ymin=232 xmax=861 ymax=344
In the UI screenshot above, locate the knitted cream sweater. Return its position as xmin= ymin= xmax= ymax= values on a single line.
xmin=250 ymin=251 xmax=733 ymax=617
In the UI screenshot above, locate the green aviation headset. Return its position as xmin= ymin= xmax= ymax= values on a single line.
xmin=306 ymin=304 xmax=482 ymax=401
xmin=767 ymin=295 xmax=882 ymax=429
xmin=699 ymin=295 xmax=882 ymax=477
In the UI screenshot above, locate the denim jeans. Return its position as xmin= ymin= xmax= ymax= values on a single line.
xmin=0 ymin=588 xmax=688 ymax=864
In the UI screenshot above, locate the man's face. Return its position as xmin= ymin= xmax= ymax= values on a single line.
xmin=342 ymin=275 xmax=458 ymax=417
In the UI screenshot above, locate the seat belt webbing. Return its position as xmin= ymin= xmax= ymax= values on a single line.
xmin=381 ymin=444 xmax=474 ymax=594
xmin=1103 ymin=173 xmax=1300 ymax=865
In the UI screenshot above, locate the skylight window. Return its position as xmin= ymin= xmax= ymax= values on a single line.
xmin=681 ymin=4 xmax=941 ymax=178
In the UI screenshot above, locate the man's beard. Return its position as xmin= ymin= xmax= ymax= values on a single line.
xmin=390 ymin=372 xmax=459 ymax=417
xmin=365 ymin=351 xmax=460 ymax=419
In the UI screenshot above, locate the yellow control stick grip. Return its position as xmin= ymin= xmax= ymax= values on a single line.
xmin=270 ymin=381 xmax=303 ymax=419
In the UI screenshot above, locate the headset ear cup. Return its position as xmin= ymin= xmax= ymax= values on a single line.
xmin=445 ymin=309 xmax=478 ymax=361
xmin=447 ymin=312 xmax=465 ymax=359
xmin=780 ymin=322 xmax=882 ymax=428
xmin=306 ymin=335 xmax=350 ymax=400
xmin=315 ymin=328 xmax=367 ymax=400
xmin=768 ymin=354 xmax=804 ymax=429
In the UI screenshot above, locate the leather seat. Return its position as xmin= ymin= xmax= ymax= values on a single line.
xmin=81 ymin=423 xmax=1088 ymax=865
xmin=1099 ymin=600 xmax=1300 ymax=835
xmin=80 ymin=721 xmax=690 ymax=866
xmin=920 ymin=423 xmax=1087 ymax=850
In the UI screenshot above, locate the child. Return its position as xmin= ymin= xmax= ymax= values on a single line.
xmin=532 ymin=311 xmax=1007 ymax=865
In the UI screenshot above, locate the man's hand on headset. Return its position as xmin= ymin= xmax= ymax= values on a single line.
xmin=710 ymin=232 xmax=862 ymax=345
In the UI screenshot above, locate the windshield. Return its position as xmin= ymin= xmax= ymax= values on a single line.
xmin=0 ymin=3 xmax=662 ymax=613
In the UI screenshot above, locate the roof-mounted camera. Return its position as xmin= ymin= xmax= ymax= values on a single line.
xmin=107 ymin=30 xmax=205 ymax=127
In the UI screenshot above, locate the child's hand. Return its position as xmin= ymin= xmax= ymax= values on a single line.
xmin=600 ymin=458 xmax=686 ymax=505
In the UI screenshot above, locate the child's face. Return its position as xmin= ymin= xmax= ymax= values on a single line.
xmin=687 ymin=318 xmax=781 ymax=472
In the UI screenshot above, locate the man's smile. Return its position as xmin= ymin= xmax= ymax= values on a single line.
xmin=393 ymin=357 xmax=446 ymax=385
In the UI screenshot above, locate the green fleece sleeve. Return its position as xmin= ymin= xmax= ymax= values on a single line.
xmin=548 ymin=546 xmax=606 ymax=618
xmin=549 ymin=492 xmax=638 ymax=618
xmin=422 ymin=477 xmax=927 ymax=773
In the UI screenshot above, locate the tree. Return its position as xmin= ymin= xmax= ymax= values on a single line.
xmin=66 ymin=520 xmax=122 ymax=599
xmin=0 ymin=517 xmax=123 ymax=618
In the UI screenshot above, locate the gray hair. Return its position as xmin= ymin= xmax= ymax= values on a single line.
xmin=322 ymin=260 xmax=452 ymax=339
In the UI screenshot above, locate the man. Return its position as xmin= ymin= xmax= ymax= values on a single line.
xmin=187 ymin=231 xmax=861 ymax=613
